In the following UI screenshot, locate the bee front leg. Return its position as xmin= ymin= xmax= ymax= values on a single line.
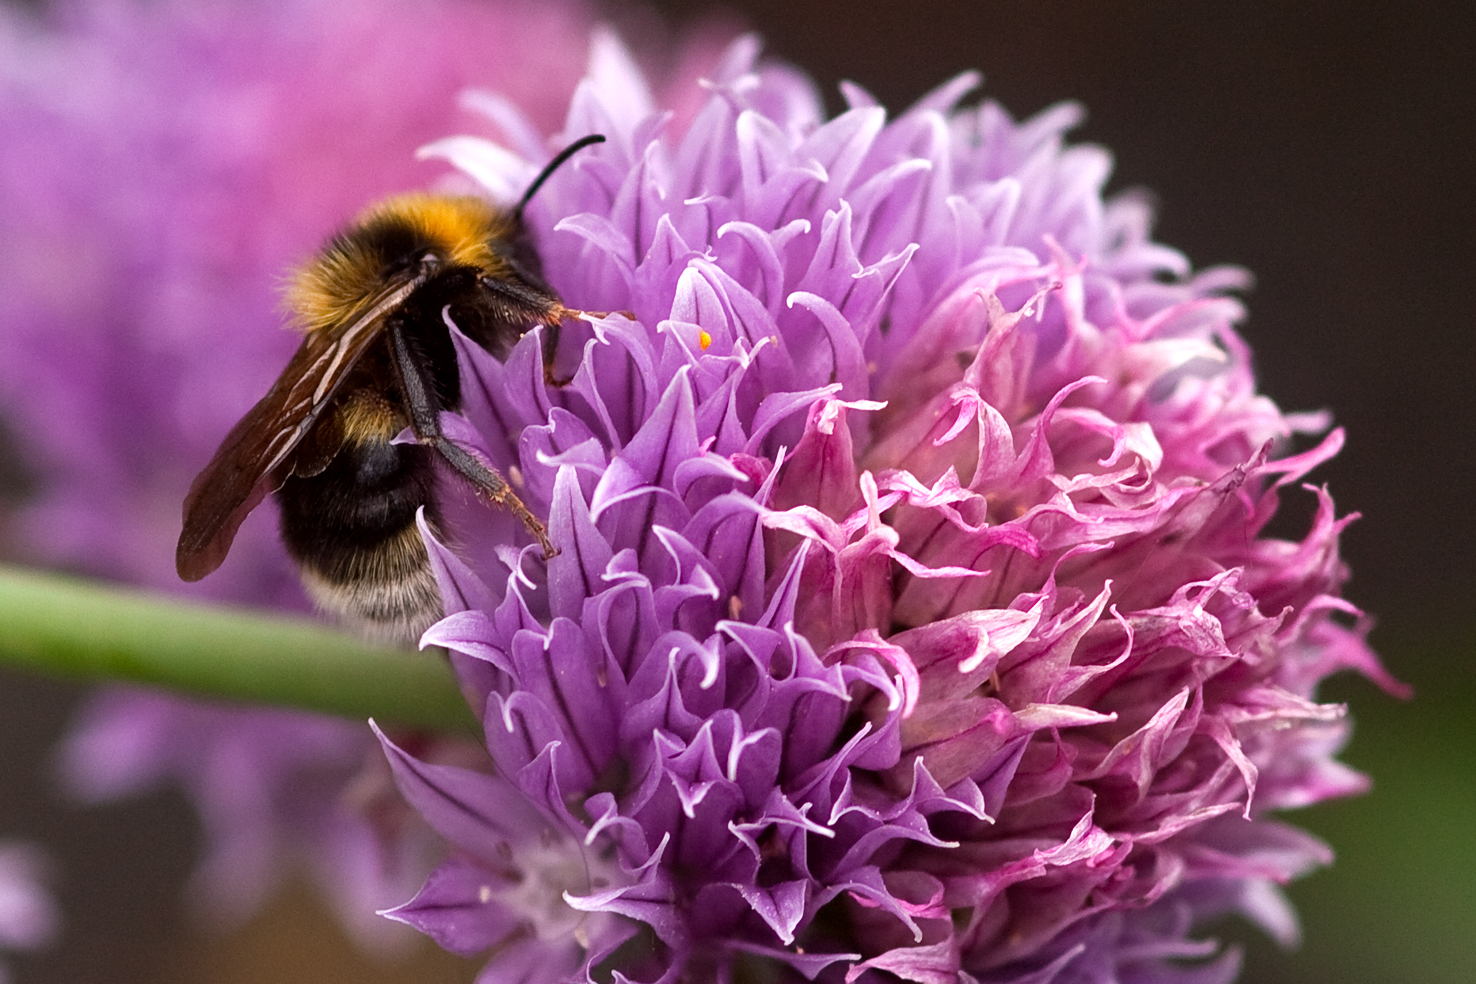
xmin=387 ymin=321 xmax=557 ymax=558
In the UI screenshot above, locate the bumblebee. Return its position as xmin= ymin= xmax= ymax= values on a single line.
xmin=175 ymin=135 xmax=604 ymax=643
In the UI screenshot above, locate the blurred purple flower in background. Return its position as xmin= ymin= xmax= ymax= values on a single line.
xmin=54 ymin=690 xmax=432 ymax=943
xmin=371 ymin=31 xmax=1404 ymax=984
xmin=0 ymin=843 xmax=58 ymax=983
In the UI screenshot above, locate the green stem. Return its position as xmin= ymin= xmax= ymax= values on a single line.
xmin=0 ymin=564 xmax=478 ymax=733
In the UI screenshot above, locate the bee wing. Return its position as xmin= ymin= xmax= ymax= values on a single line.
xmin=175 ymin=278 xmax=424 ymax=581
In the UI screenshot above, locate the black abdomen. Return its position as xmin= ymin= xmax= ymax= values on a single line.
xmin=278 ymin=435 xmax=443 ymax=642
xmin=279 ymin=437 xmax=434 ymax=570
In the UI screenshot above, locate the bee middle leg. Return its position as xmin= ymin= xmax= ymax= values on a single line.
xmin=388 ymin=321 xmax=557 ymax=558
xmin=427 ymin=437 xmax=556 ymax=558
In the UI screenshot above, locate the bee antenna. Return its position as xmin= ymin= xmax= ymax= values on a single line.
xmin=514 ymin=134 xmax=606 ymax=221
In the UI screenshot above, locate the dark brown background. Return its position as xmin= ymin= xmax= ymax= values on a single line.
xmin=1 ymin=1 xmax=1471 ymax=982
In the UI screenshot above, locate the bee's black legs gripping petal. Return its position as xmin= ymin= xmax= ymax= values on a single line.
xmin=386 ymin=320 xmax=557 ymax=558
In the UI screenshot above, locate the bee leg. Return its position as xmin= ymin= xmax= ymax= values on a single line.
xmin=541 ymin=316 xmax=569 ymax=388
xmin=388 ymin=322 xmax=557 ymax=558
xmin=468 ymin=275 xmax=575 ymax=389
xmin=427 ymin=438 xmax=557 ymax=559
xmin=539 ymin=305 xmax=637 ymax=388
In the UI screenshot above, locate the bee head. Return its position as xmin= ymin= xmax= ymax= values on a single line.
xmin=287 ymin=194 xmax=519 ymax=334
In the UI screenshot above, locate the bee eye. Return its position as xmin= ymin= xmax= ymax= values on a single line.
xmin=419 ymin=252 xmax=442 ymax=271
